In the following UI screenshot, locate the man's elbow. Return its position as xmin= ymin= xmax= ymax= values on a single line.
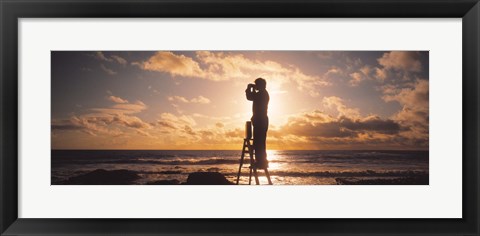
xmin=245 ymin=93 xmax=253 ymax=101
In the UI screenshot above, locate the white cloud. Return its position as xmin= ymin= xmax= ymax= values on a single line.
xmin=52 ymin=98 xmax=150 ymax=137
xmin=348 ymin=72 xmax=364 ymax=86
xmin=155 ymin=113 xmax=197 ymax=134
xmin=107 ymin=95 xmax=128 ymax=104
xmin=382 ymin=79 xmax=428 ymax=111
xmin=168 ymin=95 xmax=211 ymax=104
xmin=322 ymin=96 xmax=361 ymax=118
xmin=374 ymin=67 xmax=388 ymax=81
xmin=167 ymin=96 xmax=189 ymax=103
xmin=190 ymin=96 xmax=211 ymax=104
xmin=324 ymin=67 xmax=343 ymax=77
xmin=378 ymin=51 xmax=422 ymax=72
xmin=139 ymin=51 xmax=205 ymax=78
xmin=136 ymin=51 xmax=330 ymax=97
xmin=382 ymin=79 xmax=429 ymax=146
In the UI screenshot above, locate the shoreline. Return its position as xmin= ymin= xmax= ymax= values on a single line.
xmin=53 ymin=168 xmax=429 ymax=185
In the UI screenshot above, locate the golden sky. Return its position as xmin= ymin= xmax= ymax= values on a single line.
xmin=52 ymin=51 xmax=429 ymax=150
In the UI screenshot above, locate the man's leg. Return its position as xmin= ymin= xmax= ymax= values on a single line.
xmin=253 ymin=118 xmax=268 ymax=168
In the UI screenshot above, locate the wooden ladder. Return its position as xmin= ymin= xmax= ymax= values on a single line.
xmin=236 ymin=138 xmax=272 ymax=185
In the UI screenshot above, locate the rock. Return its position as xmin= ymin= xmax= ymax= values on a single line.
xmin=185 ymin=172 xmax=233 ymax=185
xmin=146 ymin=179 xmax=180 ymax=185
xmin=63 ymin=169 xmax=141 ymax=185
xmin=158 ymin=170 xmax=182 ymax=174
xmin=206 ymin=167 xmax=220 ymax=172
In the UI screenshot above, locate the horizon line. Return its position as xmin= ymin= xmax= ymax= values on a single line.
xmin=51 ymin=148 xmax=429 ymax=151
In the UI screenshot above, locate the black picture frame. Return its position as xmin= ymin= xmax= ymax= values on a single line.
xmin=1 ymin=0 xmax=479 ymax=235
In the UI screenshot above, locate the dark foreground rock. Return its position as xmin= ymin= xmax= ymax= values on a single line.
xmin=63 ymin=169 xmax=141 ymax=185
xmin=185 ymin=172 xmax=233 ymax=185
xmin=146 ymin=179 xmax=180 ymax=185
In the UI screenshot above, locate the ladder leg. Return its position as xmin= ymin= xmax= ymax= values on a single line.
xmin=247 ymin=139 xmax=255 ymax=185
xmin=264 ymin=169 xmax=273 ymax=185
xmin=249 ymin=167 xmax=252 ymax=185
xmin=236 ymin=140 xmax=247 ymax=185
xmin=254 ymin=168 xmax=260 ymax=185
xmin=247 ymin=139 xmax=260 ymax=185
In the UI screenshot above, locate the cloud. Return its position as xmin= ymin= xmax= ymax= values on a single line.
xmin=342 ymin=115 xmax=402 ymax=134
xmin=322 ymin=96 xmax=360 ymax=118
xmin=184 ymin=125 xmax=196 ymax=136
xmin=324 ymin=67 xmax=343 ymax=77
xmin=52 ymin=116 xmax=116 ymax=137
xmin=95 ymin=52 xmax=113 ymax=62
xmin=51 ymin=119 xmax=84 ymax=131
xmin=92 ymin=100 xmax=147 ymax=115
xmin=316 ymin=52 xmax=334 ymax=59
xmin=139 ymin=51 xmax=205 ymax=78
xmin=153 ymin=113 xmax=209 ymax=140
xmin=95 ymin=52 xmax=128 ymax=66
xmin=167 ymin=96 xmax=189 ymax=103
xmin=359 ymin=65 xmax=371 ymax=76
xmin=344 ymin=51 xmax=424 ymax=85
xmin=381 ymin=79 xmax=429 ymax=146
xmin=378 ymin=51 xmax=422 ymax=72
xmin=382 ymin=79 xmax=428 ymax=110
xmin=52 ymin=96 xmax=152 ymax=138
xmin=111 ymin=55 xmax=127 ymax=66
xmin=100 ymin=64 xmax=116 ymax=75
xmin=348 ymin=65 xmax=379 ymax=85
xmin=190 ymin=96 xmax=211 ymax=104
xmin=155 ymin=113 xmax=196 ymax=130
xmin=374 ymin=67 xmax=388 ymax=81
xmin=54 ymin=51 xmax=429 ymax=150
xmin=107 ymin=95 xmax=129 ymax=104
xmin=110 ymin=115 xmax=150 ymax=129
xmin=192 ymin=113 xmax=231 ymax=121
xmin=144 ymin=111 xmax=245 ymax=148
xmin=281 ymin=111 xmax=402 ymax=139
xmin=252 ymin=92 xmax=428 ymax=150
xmin=283 ymin=116 xmax=355 ymax=138
xmin=298 ymin=57 xmax=428 ymax=146
xmin=225 ymin=128 xmax=243 ymax=138
xmin=136 ymin=51 xmax=330 ymax=97
xmin=168 ymin=95 xmax=211 ymax=104
xmin=348 ymin=72 xmax=364 ymax=86
xmin=196 ymin=51 xmax=331 ymax=95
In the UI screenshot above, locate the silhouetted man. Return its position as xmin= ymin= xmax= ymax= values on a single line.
xmin=245 ymin=78 xmax=269 ymax=169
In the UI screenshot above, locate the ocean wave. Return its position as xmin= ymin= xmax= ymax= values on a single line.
xmin=271 ymin=170 xmax=428 ymax=178
xmin=52 ymin=156 xmax=427 ymax=168
xmin=135 ymin=169 xmax=428 ymax=178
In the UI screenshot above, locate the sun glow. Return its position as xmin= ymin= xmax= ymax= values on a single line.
xmin=268 ymin=90 xmax=288 ymax=126
xmin=266 ymin=149 xmax=282 ymax=170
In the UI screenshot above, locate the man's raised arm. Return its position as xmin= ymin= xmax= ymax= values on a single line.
xmin=245 ymin=84 xmax=255 ymax=101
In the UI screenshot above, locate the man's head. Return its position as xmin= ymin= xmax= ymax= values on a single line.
xmin=254 ymin=78 xmax=267 ymax=91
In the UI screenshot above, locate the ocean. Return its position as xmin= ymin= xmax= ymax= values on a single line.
xmin=51 ymin=150 xmax=429 ymax=185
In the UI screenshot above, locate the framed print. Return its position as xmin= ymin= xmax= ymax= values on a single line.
xmin=1 ymin=0 xmax=479 ymax=235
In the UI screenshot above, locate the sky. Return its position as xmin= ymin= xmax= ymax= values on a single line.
xmin=51 ymin=51 xmax=429 ymax=150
